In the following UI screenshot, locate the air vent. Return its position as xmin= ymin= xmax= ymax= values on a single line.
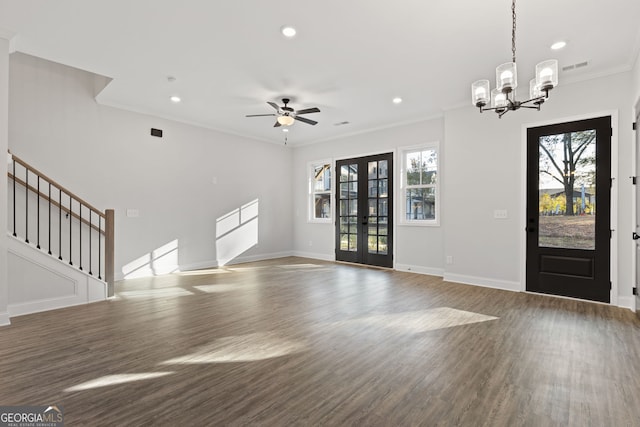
xmin=334 ymin=121 xmax=350 ymax=126
xmin=562 ymin=61 xmax=589 ymax=72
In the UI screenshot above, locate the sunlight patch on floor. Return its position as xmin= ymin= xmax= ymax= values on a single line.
xmin=328 ymin=307 xmax=498 ymax=334
xmin=193 ymin=283 xmax=254 ymax=293
xmin=159 ymin=332 xmax=307 ymax=365
xmin=117 ymin=287 xmax=194 ymax=299
xmin=176 ymin=268 xmax=229 ymax=276
xmin=226 ymin=266 xmax=269 ymax=272
xmin=277 ymin=263 xmax=326 ymax=270
xmin=64 ymin=372 xmax=173 ymax=392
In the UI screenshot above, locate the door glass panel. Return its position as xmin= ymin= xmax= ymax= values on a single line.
xmin=379 ymin=160 xmax=388 ymax=178
xmin=368 ymin=180 xmax=378 ymax=197
xmin=349 ymin=199 xmax=358 ymax=215
xmin=378 ymin=236 xmax=388 ymax=254
xmin=340 ymin=234 xmax=348 ymax=250
xmin=368 ymin=235 xmax=377 ymax=252
xmin=538 ymin=130 xmax=596 ymax=249
xmin=368 ymin=199 xmax=377 ymax=216
xmin=340 ymin=217 xmax=349 ymax=233
xmin=349 ymin=165 xmax=358 ymax=181
xmin=349 ymin=234 xmax=357 ymax=251
xmin=340 ymin=183 xmax=349 ymax=197
xmin=378 ymin=199 xmax=388 ymax=216
xmin=340 ymin=165 xmax=350 ymax=182
xmin=368 ymin=161 xmax=377 ymax=179
xmin=378 ymin=179 xmax=388 ymax=197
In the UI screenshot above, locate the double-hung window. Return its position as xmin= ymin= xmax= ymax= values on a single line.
xmin=401 ymin=144 xmax=439 ymax=225
xmin=309 ymin=160 xmax=332 ymax=222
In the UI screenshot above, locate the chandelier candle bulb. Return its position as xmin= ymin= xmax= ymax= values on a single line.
xmin=491 ymin=88 xmax=507 ymax=111
xmin=471 ymin=80 xmax=490 ymax=107
xmin=529 ymin=79 xmax=543 ymax=101
xmin=536 ymin=60 xmax=558 ymax=90
xmin=496 ymin=62 xmax=517 ymax=93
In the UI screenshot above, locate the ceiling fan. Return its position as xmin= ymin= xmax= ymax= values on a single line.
xmin=246 ymin=98 xmax=320 ymax=127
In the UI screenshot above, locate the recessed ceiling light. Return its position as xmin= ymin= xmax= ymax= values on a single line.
xmin=551 ymin=41 xmax=567 ymax=50
xmin=392 ymin=97 xmax=403 ymax=104
xmin=282 ymin=128 xmax=289 ymax=133
xmin=281 ymin=26 xmax=297 ymax=38
xmin=170 ymin=96 xmax=181 ymax=103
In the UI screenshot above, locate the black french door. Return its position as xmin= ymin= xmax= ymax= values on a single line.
xmin=526 ymin=116 xmax=611 ymax=303
xmin=335 ymin=153 xmax=393 ymax=268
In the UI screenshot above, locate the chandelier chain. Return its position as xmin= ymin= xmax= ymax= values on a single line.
xmin=511 ymin=0 xmax=517 ymax=63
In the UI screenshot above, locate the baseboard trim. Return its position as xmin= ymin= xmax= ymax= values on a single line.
xmin=444 ymin=273 xmax=520 ymax=293
xmin=0 ymin=312 xmax=10 ymax=327
xmin=395 ymin=263 xmax=444 ymax=277
xmin=179 ymin=260 xmax=219 ymax=272
xmin=8 ymin=297 xmax=101 ymax=318
xmin=224 ymin=251 xmax=295 ymax=266
xmin=290 ymin=251 xmax=335 ymax=262
xmin=617 ymin=296 xmax=635 ymax=311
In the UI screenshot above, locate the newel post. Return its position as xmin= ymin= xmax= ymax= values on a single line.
xmin=105 ymin=209 xmax=115 ymax=297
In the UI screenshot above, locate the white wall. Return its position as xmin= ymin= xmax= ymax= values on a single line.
xmin=0 ymin=34 xmax=10 ymax=325
xmin=8 ymin=53 xmax=293 ymax=280
xmin=7 ymin=236 xmax=106 ymax=317
xmin=633 ymin=53 xmax=640 ymax=105
xmin=292 ymin=119 xmax=445 ymax=274
xmin=444 ymin=71 xmax=634 ymax=306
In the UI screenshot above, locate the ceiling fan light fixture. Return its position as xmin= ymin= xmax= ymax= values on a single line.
xmin=277 ymin=115 xmax=295 ymax=126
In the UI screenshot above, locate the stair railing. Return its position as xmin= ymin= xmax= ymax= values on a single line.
xmin=7 ymin=150 xmax=115 ymax=296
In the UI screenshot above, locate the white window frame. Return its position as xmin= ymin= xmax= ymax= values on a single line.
xmin=308 ymin=159 xmax=333 ymax=223
xmin=399 ymin=142 xmax=440 ymax=226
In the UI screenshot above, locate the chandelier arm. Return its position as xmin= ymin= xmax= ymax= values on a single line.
xmin=520 ymin=95 xmax=547 ymax=105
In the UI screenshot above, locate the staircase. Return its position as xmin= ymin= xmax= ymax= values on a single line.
xmin=6 ymin=150 xmax=114 ymax=317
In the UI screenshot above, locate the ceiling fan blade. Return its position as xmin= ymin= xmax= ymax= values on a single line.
xmin=295 ymin=107 xmax=321 ymax=115
xmin=294 ymin=115 xmax=318 ymax=126
xmin=273 ymin=121 xmax=282 ymax=128
xmin=267 ymin=102 xmax=280 ymax=111
xmin=246 ymin=114 xmax=277 ymax=117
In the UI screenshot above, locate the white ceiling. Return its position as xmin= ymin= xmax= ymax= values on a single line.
xmin=1 ymin=0 xmax=640 ymax=145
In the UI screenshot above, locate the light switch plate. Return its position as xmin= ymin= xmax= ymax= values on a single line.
xmin=494 ymin=209 xmax=508 ymax=219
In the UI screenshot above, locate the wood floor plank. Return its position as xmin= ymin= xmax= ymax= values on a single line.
xmin=1 ymin=257 xmax=639 ymax=426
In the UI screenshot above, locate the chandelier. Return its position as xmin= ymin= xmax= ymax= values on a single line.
xmin=471 ymin=0 xmax=558 ymax=118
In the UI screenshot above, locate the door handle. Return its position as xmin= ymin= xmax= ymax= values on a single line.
xmin=362 ymin=216 xmax=368 ymax=225
xmin=633 ymin=232 xmax=640 ymax=240
xmin=526 ymin=227 xmax=536 ymax=233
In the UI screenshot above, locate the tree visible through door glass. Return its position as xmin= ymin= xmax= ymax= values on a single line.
xmin=538 ymin=130 xmax=596 ymax=250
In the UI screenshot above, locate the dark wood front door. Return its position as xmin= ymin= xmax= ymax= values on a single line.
xmin=335 ymin=153 xmax=393 ymax=268
xmin=526 ymin=116 xmax=611 ymax=303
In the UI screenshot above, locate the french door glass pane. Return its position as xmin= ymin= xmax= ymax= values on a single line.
xmin=538 ymin=130 xmax=596 ymax=249
xmin=368 ymin=180 xmax=378 ymax=197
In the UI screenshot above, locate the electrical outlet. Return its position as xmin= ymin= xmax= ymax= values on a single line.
xmin=446 ymin=256 xmax=453 ymax=265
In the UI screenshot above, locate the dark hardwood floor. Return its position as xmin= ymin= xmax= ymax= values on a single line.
xmin=1 ymin=257 xmax=639 ymax=426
